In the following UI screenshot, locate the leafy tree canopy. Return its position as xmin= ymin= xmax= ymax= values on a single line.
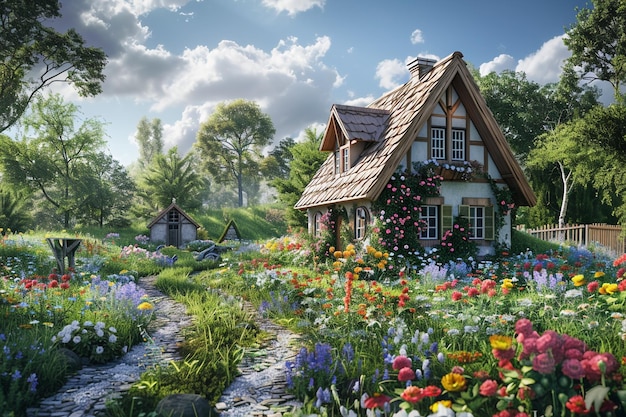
xmin=565 ymin=0 xmax=626 ymax=102
xmin=0 ymin=94 xmax=107 ymax=228
xmin=273 ymin=127 xmax=326 ymax=228
xmin=196 ymin=99 xmax=275 ymax=207
xmin=0 ymin=0 xmax=107 ymax=132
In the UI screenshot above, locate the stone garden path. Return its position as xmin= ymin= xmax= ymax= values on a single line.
xmin=26 ymin=276 xmax=303 ymax=417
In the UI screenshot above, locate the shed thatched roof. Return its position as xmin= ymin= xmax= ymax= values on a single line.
xmin=295 ymin=51 xmax=536 ymax=210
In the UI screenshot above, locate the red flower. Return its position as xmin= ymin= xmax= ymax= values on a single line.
xmin=48 ymin=280 xmax=59 ymax=288
xmin=363 ymin=393 xmax=391 ymax=409
xmin=61 ymin=274 xmax=72 ymax=282
xmin=397 ymin=367 xmax=416 ymax=382
xmin=451 ymin=291 xmax=463 ymax=301
xmin=565 ymin=395 xmax=589 ymax=414
xmin=422 ymin=385 xmax=442 ymax=397
xmin=60 ymin=282 xmax=70 ymax=290
xmin=587 ymin=280 xmax=599 ymax=293
xmin=479 ymin=379 xmax=498 ymax=396
xmin=400 ymin=386 xmax=424 ymax=404
xmin=392 ymin=355 xmax=412 ymax=370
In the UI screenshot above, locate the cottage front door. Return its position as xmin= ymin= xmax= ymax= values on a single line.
xmin=167 ymin=209 xmax=180 ymax=247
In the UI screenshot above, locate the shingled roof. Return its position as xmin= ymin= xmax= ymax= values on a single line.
xmin=295 ymin=51 xmax=536 ymax=210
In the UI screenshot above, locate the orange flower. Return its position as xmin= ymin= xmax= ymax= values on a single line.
xmin=400 ymin=386 xmax=424 ymax=404
xmin=441 ymin=373 xmax=466 ymax=392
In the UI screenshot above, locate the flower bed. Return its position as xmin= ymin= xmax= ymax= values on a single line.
xmin=254 ymin=238 xmax=626 ymax=417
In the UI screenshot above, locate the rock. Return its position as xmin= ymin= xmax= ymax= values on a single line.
xmin=156 ymin=394 xmax=217 ymax=417
xmin=57 ymin=348 xmax=82 ymax=373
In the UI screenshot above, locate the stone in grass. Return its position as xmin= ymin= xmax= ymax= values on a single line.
xmin=57 ymin=348 xmax=82 ymax=373
xmin=156 ymin=394 xmax=218 ymax=417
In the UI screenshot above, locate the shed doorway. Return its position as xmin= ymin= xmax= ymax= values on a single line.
xmin=168 ymin=209 xmax=180 ymax=247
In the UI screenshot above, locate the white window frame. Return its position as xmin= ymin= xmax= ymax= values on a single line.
xmin=431 ymin=127 xmax=446 ymax=159
xmin=314 ymin=212 xmax=323 ymax=237
xmin=342 ymin=147 xmax=350 ymax=172
xmin=355 ymin=207 xmax=368 ymax=240
xmin=334 ymin=151 xmax=340 ymax=175
xmin=451 ymin=129 xmax=465 ymax=161
xmin=419 ymin=205 xmax=439 ymax=239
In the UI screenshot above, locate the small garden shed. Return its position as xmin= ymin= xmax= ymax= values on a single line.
xmin=295 ymin=51 xmax=536 ymax=257
xmin=147 ymin=200 xmax=200 ymax=248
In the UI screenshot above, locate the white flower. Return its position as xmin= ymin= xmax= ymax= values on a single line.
xmin=95 ymin=346 xmax=104 ymax=354
xmin=96 ymin=329 xmax=104 ymax=337
xmin=84 ymin=321 xmax=93 ymax=327
xmin=109 ymin=335 xmax=117 ymax=343
xmin=109 ymin=327 xmax=117 ymax=333
xmin=73 ymin=336 xmax=81 ymax=344
xmin=564 ymin=289 xmax=583 ymax=299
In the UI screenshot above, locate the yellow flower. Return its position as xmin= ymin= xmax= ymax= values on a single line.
xmin=571 ymin=274 xmax=586 ymax=287
xmin=333 ymin=251 xmax=343 ymax=259
xmin=354 ymin=266 xmax=363 ymax=274
xmin=489 ymin=334 xmax=513 ymax=350
xmin=137 ymin=301 xmax=154 ymax=310
xmin=430 ymin=400 xmax=452 ymax=413
xmin=329 ymin=246 xmax=335 ymax=253
xmin=501 ymin=279 xmax=514 ymax=289
xmin=600 ymin=283 xmax=618 ymax=295
xmin=441 ymin=373 xmax=467 ymax=392
xmin=594 ymin=271 xmax=605 ymax=278
xmin=374 ymin=251 xmax=383 ymax=259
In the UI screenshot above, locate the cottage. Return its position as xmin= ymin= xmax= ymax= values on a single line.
xmin=147 ymin=200 xmax=201 ymax=248
xmin=295 ymin=51 xmax=536 ymax=257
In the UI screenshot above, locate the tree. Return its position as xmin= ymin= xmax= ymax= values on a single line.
xmin=196 ymin=99 xmax=275 ymax=207
xmin=527 ymin=120 xmax=591 ymax=228
xmin=565 ymin=0 xmax=626 ymax=102
xmin=273 ymin=127 xmax=326 ymax=228
xmin=0 ymin=184 xmax=31 ymax=233
xmin=0 ymin=0 xmax=107 ymax=132
xmin=575 ymin=104 xmax=626 ymax=224
xmin=133 ymin=147 xmax=205 ymax=218
xmin=0 ymin=94 xmax=106 ymax=228
xmin=76 ymin=153 xmax=135 ymax=227
xmin=472 ymin=69 xmax=551 ymax=161
xmin=261 ymin=137 xmax=296 ymax=179
xmin=473 ymin=67 xmax=602 ymax=227
xmin=135 ymin=117 xmax=164 ymax=168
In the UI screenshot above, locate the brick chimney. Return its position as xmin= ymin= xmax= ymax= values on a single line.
xmin=407 ymin=57 xmax=437 ymax=80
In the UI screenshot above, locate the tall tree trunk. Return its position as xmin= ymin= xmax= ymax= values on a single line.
xmin=237 ymin=153 xmax=244 ymax=207
xmin=558 ymin=161 xmax=572 ymax=231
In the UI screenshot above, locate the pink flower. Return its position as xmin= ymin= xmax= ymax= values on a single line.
xmin=492 ymin=347 xmax=515 ymax=361
xmin=532 ymin=352 xmax=556 ymax=374
xmin=451 ymin=291 xmax=463 ymax=301
xmin=536 ymin=330 xmax=560 ymax=353
xmin=398 ymin=367 xmax=416 ymax=382
xmin=479 ymin=379 xmax=498 ymax=396
xmin=392 ymin=355 xmax=412 ymax=370
xmin=515 ymin=318 xmax=534 ymax=337
xmin=561 ymin=358 xmax=585 ymax=379
xmin=582 ymin=352 xmax=619 ymax=381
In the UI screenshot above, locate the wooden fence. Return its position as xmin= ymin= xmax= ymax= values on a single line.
xmin=516 ymin=223 xmax=626 ymax=255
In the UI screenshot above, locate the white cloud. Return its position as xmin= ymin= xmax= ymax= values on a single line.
xmin=479 ymin=54 xmax=515 ymax=76
xmin=410 ymin=29 xmax=424 ymax=44
xmin=343 ymin=96 xmax=375 ymax=107
xmin=52 ymin=0 xmax=342 ymax=162
xmin=375 ymin=59 xmax=408 ymax=90
xmin=262 ymin=0 xmax=325 ymax=16
xmin=516 ymin=35 xmax=569 ymax=84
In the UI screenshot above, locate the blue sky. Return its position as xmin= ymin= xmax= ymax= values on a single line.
xmin=44 ymin=0 xmax=591 ymax=166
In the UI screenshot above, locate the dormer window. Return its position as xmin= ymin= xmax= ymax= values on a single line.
xmin=342 ymin=147 xmax=349 ymax=172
